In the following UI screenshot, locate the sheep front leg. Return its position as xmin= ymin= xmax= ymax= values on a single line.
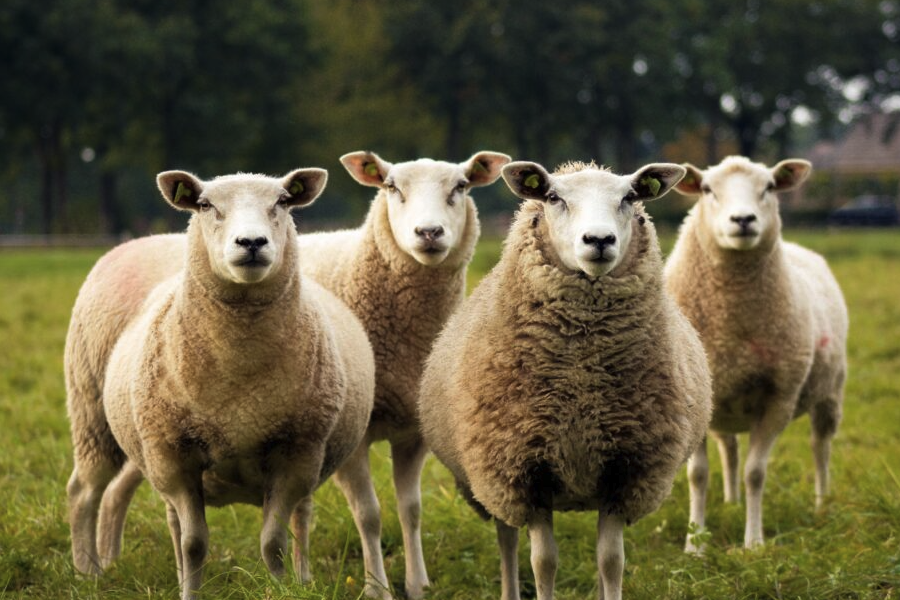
xmin=97 ymin=460 xmax=144 ymax=567
xmin=262 ymin=451 xmax=324 ymax=578
xmin=744 ymin=403 xmax=793 ymax=548
xmin=684 ymin=437 xmax=708 ymax=554
xmin=597 ymin=513 xmax=624 ymax=600
xmin=334 ymin=441 xmax=391 ymax=599
xmin=528 ymin=510 xmax=557 ymax=600
xmin=713 ymin=433 xmax=740 ymax=503
xmin=495 ymin=520 xmax=521 ymax=600
xmin=810 ymin=396 xmax=841 ymax=509
xmin=163 ymin=485 xmax=208 ymax=600
xmin=290 ymin=495 xmax=314 ymax=583
xmin=390 ymin=437 xmax=430 ymax=600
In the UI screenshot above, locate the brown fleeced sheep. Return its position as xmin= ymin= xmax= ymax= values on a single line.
xmin=67 ymin=169 xmax=375 ymax=600
xmin=419 ymin=160 xmax=713 ymax=600
xmin=664 ymin=156 xmax=848 ymax=551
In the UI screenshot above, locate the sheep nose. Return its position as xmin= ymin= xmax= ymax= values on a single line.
xmin=235 ymin=236 xmax=268 ymax=252
xmin=415 ymin=226 xmax=445 ymax=242
xmin=730 ymin=214 xmax=757 ymax=228
xmin=582 ymin=233 xmax=616 ymax=251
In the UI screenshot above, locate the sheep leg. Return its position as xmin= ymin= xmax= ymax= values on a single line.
xmin=163 ymin=485 xmax=208 ymax=600
xmin=597 ymin=513 xmax=624 ymax=600
xmin=390 ymin=437 xmax=430 ymax=600
xmin=290 ymin=495 xmax=314 ymax=583
xmin=261 ymin=452 xmax=323 ymax=579
xmin=166 ymin=501 xmax=184 ymax=583
xmin=684 ymin=437 xmax=709 ymax=554
xmin=527 ymin=510 xmax=557 ymax=600
xmin=97 ymin=460 xmax=144 ymax=567
xmin=810 ymin=396 xmax=841 ymax=509
xmin=495 ymin=520 xmax=521 ymax=600
xmin=744 ymin=408 xmax=791 ymax=548
xmin=334 ymin=441 xmax=391 ymax=600
xmin=713 ymin=433 xmax=740 ymax=503
xmin=67 ymin=460 xmax=118 ymax=575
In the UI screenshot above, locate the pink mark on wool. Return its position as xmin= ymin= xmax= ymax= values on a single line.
xmin=818 ymin=335 xmax=830 ymax=349
xmin=748 ymin=340 xmax=778 ymax=366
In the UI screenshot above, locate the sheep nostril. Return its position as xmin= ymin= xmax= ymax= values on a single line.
xmin=415 ymin=226 xmax=444 ymax=242
xmin=583 ymin=234 xmax=617 ymax=250
xmin=236 ymin=237 xmax=268 ymax=252
xmin=730 ymin=215 xmax=757 ymax=227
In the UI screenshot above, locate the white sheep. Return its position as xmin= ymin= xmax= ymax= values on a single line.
xmin=295 ymin=150 xmax=510 ymax=599
xmin=419 ymin=160 xmax=713 ymax=600
xmin=664 ymin=156 xmax=848 ymax=551
xmin=66 ymin=168 xmax=375 ymax=600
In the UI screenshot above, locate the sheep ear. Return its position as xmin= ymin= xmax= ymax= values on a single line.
xmin=462 ymin=151 xmax=512 ymax=187
xmin=280 ymin=168 xmax=328 ymax=208
xmin=630 ymin=163 xmax=687 ymax=202
xmin=501 ymin=161 xmax=551 ymax=201
xmin=771 ymin=159 xmax=812 ymax=192
xmin=157 ymin=171 xmax=204 ymax=212
xmin=674 ymin=163 xmax=704 ymax=196
xmin=340 ymin=151 xmax=393 ymax=187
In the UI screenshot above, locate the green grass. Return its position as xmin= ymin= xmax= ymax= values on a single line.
xmin=1 ymin=229 xmax=900 ymax=599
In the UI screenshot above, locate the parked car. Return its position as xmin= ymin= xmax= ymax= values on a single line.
xmin=828 ymin=195 xmax=900 ymax=227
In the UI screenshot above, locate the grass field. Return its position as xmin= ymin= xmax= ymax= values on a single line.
xmin=1 ymin=229 xmax=900 ymax=599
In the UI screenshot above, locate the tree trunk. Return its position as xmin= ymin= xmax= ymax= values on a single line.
xmin=99 ymin=169 xmax=121 ymax=234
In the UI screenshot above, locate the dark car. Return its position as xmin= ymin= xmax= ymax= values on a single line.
xmin=828 ymin=195 xmax=900 ymax=227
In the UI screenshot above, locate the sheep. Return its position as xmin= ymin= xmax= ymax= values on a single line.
xmin=418 ymin=160 xmax=713 ymax=600
xmin=66 ymin=168 xmax=376 ymax=600
xmin=664 ymin=156 xmax=848 ymax=551
xmin=295 ymin=150 xmax=511 ymax=599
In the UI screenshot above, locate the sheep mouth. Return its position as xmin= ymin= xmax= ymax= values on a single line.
xmin=233 ymin=256 xmax=271 ymax=268
xmin=730 ymin=230 xmax=758 ymax=239
xmin=418 ymin=244 xmax=448 ymax=255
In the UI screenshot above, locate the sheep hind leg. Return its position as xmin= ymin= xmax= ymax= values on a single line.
xmin=810 ymin=396 xmax=841 ymax=509
xmin=390 ymin=437 xmax=429 ymax=600
xmin=67 ymin=456 xmax=119 ymax=575
xmin=290 ymin=495 xmax=314 ymax=584
xmin=714 ymin=433 xmax=740 ymax=503
xmin=164 ymin=485 xmax=208 ymax=600
xmin=597 ymin=513 xmax=624 ymax=600
xmin=97 ymin=460 xmax=144 ymax=567
xmin=495 ymin=520 xmax=521 ymax=600
xmin=528 ymin=510 xmax=557 ymax=600
xmin=684 ymin=437 xmax=709 ymax=554
xmin=334 ymin=442 xmax=391 ymax=600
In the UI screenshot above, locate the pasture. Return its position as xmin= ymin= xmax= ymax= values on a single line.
xmin=1 ymin=228 xmax=899 ymax=599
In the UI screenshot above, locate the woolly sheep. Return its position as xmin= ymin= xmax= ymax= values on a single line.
xmin=66 ymin=168 xmax=375 ymax=600
xmin=664 ymin=156 xmax=848 ymax=551
xmin=295 ymin=150 xmax=510 ymax=598
xmin=419 ymin=160 xmax=713 ymax=600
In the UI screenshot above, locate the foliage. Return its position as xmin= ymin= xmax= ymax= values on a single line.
xmin=1 ymin=229 xmax=900 ymax=598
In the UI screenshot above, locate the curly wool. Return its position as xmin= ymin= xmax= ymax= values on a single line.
xmin=298 ymin=191 xmax=480 ymax=441
xmin=420 ymin=200 xmax=712 ymax=527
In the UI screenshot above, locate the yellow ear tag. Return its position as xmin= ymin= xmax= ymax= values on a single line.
xmin=174 ymin=181 xmax=193 ymax=205
xmin=640 ymin=176 xmax=661 ymax=196
xmin=364 ymin=163 xmax=379 ymax=178
xmin=289 ymin=180 xmax=304 ymax=195
xmin=524 ymin=173 xmax=540 ymax=189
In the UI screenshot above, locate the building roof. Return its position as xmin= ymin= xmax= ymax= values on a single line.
xmin=809 ymin=111 xmax=900 ymax=175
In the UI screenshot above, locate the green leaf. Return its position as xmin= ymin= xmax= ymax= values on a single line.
xmin=524 ymin=173 xmax=541 ymax=189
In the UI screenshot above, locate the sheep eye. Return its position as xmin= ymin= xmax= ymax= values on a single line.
xmin=455 ymin=181 xmax=467 ymax=193
xmin=197 ymin=200 xmax=212 ymax=212
xmin=622 ymin=190 xmax=638 ymax=204
xmin=277 ymin=193 xmax=290 ymax=206
xmin=547 ymin=191 xmax=563 ymax=205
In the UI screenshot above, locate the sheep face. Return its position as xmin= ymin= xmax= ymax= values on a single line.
xmin=157 ymin=169 xmax=328 ymax=283
xmin=503 ymin=161 xmax=686 ymax=277
xmin=675 ymin=156 xmax=812 ymax=251
xmin=341 ymin=151 xmax=511 ymax=266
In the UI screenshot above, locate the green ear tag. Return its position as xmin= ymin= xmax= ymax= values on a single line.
xmin=640 ymin=176 xmax=661 ymax=196
xmin=472 ymin=160 xmax=488 ymax=173
xmin=683 ymin=175 xmax=695 ymax=186
xmin=364 ymin=162 xmax=379 ymax=177
xmin=289 ymin=180 xmax=304 ymax=195
xmin=524 ymin=173 xmax=541 ymax=189
xmin=174 ymin=181 xmax=193 ymax=205
xmin=777 ymin=166 xmax=792 ymax=182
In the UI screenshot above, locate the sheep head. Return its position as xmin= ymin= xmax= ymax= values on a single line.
xmin=157 ymin=168 xmax=327 ymax=284
xmin=341 ymin=150 xmax=511 ymax=266
xmin=503 ymin=160 xmax=685 ymax=278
